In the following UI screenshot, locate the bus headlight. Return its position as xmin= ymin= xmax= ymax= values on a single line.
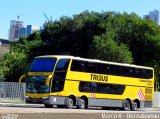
xmin=42 ymin=96 xmax=49 ymax=99
xmin=25 ymin=96 xmax=29 ymax=99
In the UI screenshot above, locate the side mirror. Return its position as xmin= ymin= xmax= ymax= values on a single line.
xmin=19 ymin=75 xmax=26 ymax=84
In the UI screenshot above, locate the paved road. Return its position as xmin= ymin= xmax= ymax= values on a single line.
xmin=0 ymin=104 xmax=160 ymax=119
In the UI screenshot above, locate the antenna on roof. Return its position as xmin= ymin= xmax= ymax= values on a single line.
xmin=17 ymin=13 xmax=24 ymax=20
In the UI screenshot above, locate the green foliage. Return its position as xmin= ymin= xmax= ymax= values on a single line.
xmin=0 ymin=51 xmax=28 ymax=82
xmin=0 ymin=68 xmax=5 ymax=81
xmin=89 ymin=33 xmax=133 ymax=63
xmin=11 ymin=31 xmax=43 ymax=62
xmin=41 ymin=11 xmax=105 ymax=57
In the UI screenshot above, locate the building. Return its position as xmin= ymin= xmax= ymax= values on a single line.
xmin=19 ymin=25 xmax=40 ymax=38
xmin=9 ymin=20 xmax=24 ymax=41
xmin=9 ymin=19 xmax=40 ymax=41
xmin=143 ymin=10 xmax=160 ymax=25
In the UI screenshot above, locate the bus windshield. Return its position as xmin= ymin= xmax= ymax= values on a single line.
xmin=29 ymin=58 xmax=57 ymax=72
xmin=26 ymin=76 xmax=50 ymax=93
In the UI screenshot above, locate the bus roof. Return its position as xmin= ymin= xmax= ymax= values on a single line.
xmin=36 ymin=55 xmax=153 ymax=70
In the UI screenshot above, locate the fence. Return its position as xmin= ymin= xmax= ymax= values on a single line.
xmin=0 ymin=82 xmax=25 ymax=103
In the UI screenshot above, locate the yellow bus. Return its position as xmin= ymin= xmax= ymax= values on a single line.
xmin=19 ymin=55 xmax=154 ymax=111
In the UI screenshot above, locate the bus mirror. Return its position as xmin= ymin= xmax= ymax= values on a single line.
xmin=19 ymin=75 xmax=26 ymax=84
xmin=46 ymin=75 xmax=52 ymax=86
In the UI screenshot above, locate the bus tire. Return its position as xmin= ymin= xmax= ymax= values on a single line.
xmin=131 ymin=100 xmax=139 ymax=111
xmin=44 ymin=104 xmax=53 ymax=108
xmin=65 ymin=97 xmax=74 ymax=109
xmin=77 ymin=98 xmax=87 ymax=109
xmin=123 ymin=99 xmax=131 ymax=111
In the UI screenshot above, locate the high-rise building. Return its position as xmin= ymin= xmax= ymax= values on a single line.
xmin=9 ymin=20 xmax=24 ymax=41
xmin=19 ymin=25 xmax=40 ymax=37
xmin=9 ymin=19 xmax=40 ymax=41
xmin=143 ymin=10 xmax=160 ymax=25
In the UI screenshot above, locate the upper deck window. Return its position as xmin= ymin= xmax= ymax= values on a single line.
xmin=71 ymin=59 xmax=153 ymax=79
xmin=29 ymin=58 xmax=56 ymax=72
xmin=55 ymin=59 xmax=70 ymax=72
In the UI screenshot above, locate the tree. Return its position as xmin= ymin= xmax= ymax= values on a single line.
xmin=0 ymin=51 xmax=28 ymax=82
xmin=41 ymin=11 xmax=106 ymax=57
xmin=111 ymin=13 xmax=160 ymax=66
xmin=11 ymin=31 xmax=43 ymax=62
xmin=89 ymin=33 xmax=133 ymax=64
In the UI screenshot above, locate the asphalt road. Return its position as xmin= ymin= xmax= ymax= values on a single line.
xmin=0 ymin=105 xmax=160 ymax=119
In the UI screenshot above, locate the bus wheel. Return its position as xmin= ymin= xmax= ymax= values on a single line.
xmin=44 ymin=104 xmax=53 ymax=108
xmin=131 ymin=101 xmax=138 ymax=111
xmin=123 ymin=99 xmax=131 ymax=111
xmin=65 ymin=97 xmax=74 ymax=109
xmin=77 ymin=98 xmax=86 ymax=109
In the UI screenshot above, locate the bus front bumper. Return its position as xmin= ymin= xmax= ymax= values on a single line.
xmin=25 ymin=96 xmax=66 ymax=105
xmin=25 ymin=96 xmax=50 ymax=104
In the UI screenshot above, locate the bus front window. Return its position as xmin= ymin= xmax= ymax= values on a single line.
xmin=26 ymin=76 xmax=50 ymax=93
xmin=29 ymin=58 xmax=57 ymax=72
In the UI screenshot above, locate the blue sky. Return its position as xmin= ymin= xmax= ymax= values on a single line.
xmin=0 ymin=0 xmax=160 ymax=39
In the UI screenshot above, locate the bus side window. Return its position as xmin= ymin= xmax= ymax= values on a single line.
xmin=79 ymin=82 xmax=91 ymax=92
xmin=55 ymin=59 xmax=70 ymax=71
xmin=134 ymin=68 xmax=142 ymax=78
xmin=120 ymin=66 xmax=131 ymax=77
xmin=90 ymin=82 xmax=97 ymax=92
xmin=110 ymin=65 xmax=120 ymax=76
xmin=84 ymin=62 xmax=96 ymax=73
xmin=142 ymin=69 xmax=153 ymax=79
xmin=71 ymin=60 xmax=84 ymax=72
xmin=97 ymin=63 xmax=109 ymax=74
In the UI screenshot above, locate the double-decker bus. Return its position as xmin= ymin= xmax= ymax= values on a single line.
xmin=19 ymin=55 xmax=154 ymax=110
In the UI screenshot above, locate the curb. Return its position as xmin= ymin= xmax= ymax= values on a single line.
xmin=0 ymin=102 xmax=43 ymax=107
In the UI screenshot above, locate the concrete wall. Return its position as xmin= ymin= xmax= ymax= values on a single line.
xmin=153 ymin=91 xmax=160 ymax=107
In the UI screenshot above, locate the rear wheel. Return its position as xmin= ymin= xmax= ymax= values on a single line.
xmin=131 ymin=101 xmax=138 ymax=111
xmin=77 ymin=98 xmax=87 ymax=109
xmin=65 ymin=97 xmax=74 ymax=109
xmin=44 ymin=104 xmax=53 ymax=108
xmin=123 ymin=99 xmax=131 ymax=111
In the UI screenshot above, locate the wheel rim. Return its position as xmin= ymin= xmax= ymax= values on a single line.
xmin=133 ymin=102 xmax=137 ymax=110
xmin=80 ymin=99 xmax=85 ymax=109
xmin=68 ymin=98 xmax=73 ymax=108
xmin=124 ymin=100 xmax=130 ymax=111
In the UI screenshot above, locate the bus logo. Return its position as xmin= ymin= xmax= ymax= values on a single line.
xmin=137 ymin=89 xmax=145 ymax=101
xmin=90 ymin=74 xmax=108 ymax=82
